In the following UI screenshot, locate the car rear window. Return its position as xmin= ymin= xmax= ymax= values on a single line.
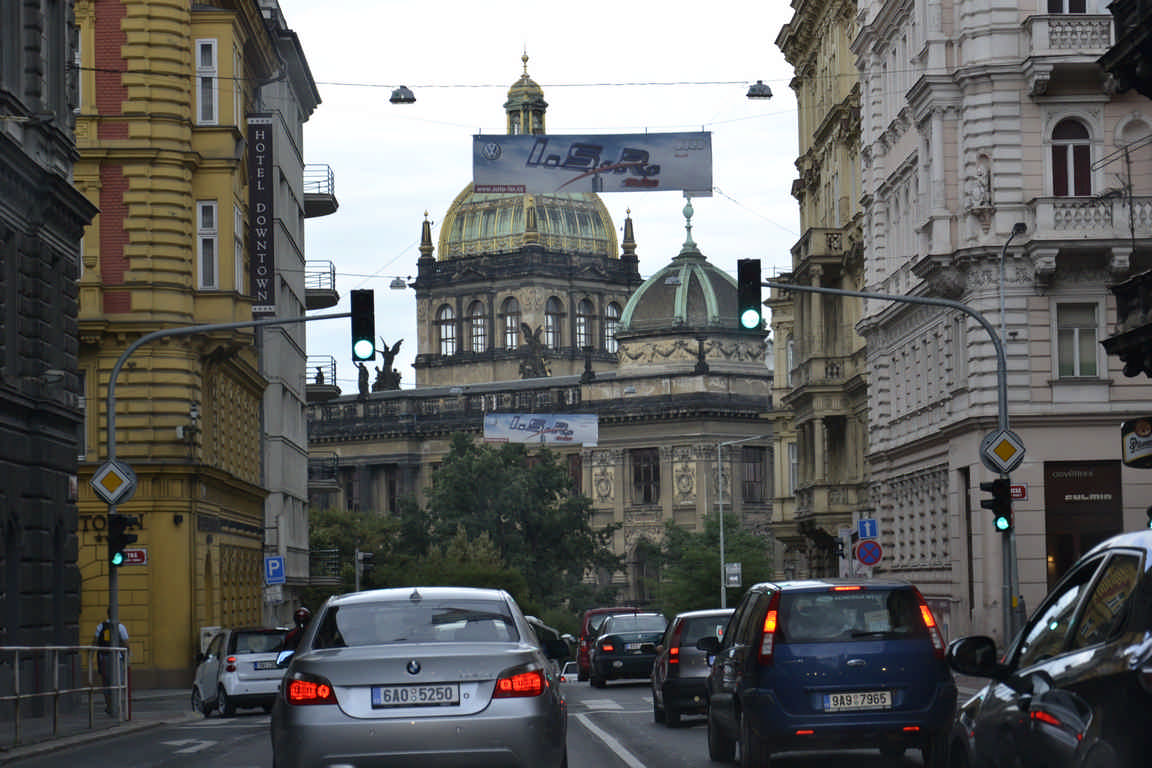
xmin=232 ymin=630 xmax=286 ymax=654
xmin=312 ymin=598 xmax=518 ymax=648
xmin=603 ymin=615 xmax=666 ymax=633
xmin=778 ymin=589 xmax=926 ymax=643
xmin=680 ymin=616 xmax=729 ymax=646
xmin=587 ymin=613 xmax=625 ymax=635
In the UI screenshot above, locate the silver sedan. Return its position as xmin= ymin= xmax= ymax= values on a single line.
xmin=270 ymin=586 xmax=568 ymax=768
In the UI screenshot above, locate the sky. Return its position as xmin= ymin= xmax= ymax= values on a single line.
xmin=276 ymin=0 xmax=801 ymax=391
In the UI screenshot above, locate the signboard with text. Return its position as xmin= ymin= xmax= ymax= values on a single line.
xmin=483 ymin=413 xmax=598 ymax=446
xmin=248 ymin=115 xmax=275 ymax=314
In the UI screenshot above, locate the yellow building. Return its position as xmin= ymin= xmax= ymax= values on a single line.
xmin=74 ymin=0 xmax=280 ymax=687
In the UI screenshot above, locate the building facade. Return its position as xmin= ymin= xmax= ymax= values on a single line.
xmin=852 ymin=1 xmax=1152 ymax=643
xmin=1 ymin=0 xmax=98 ymax=650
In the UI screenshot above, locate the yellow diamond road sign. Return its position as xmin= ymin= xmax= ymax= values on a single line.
xmin=90 ymin=460 xmax=137 ymax=505
xmin=980 ymin=429 xmax=1026 ymax=474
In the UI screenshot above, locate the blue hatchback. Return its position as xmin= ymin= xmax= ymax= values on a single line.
xmin=699 ymin=579 xmax=956 ymax=767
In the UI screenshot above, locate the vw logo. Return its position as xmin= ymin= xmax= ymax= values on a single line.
xmin=481 ymin=142 xmax=502 ymax=161
xmin=406 ymin=659 xmax=421 ymax=675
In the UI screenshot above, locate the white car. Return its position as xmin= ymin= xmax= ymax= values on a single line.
xmin=192 ymin=626 xmax=288 ymax=716
xmin=559 ymin=661 xmax=579 ymax=683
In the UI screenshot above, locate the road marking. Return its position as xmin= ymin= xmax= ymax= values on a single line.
xmin=162 ymin=739 xmax=216 ymax=754
xmin=575 ymin=713 xmax=647 ymax=768
xmin=581 ymin=698 xmax=622 ymax=710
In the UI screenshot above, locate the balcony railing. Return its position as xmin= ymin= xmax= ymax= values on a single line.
xmin=308 ymin=452 xmax=339 ymax=488
xmin=303 ymin=164 xmax=338 ymax=218
xmin=1026 ymin=14 xmax=1113 ymax=57
xmin=306 ymin=356 xmax=341 ymax=402
xmin=1031 ymin=194 xmax=1152 ymax=241
xmin=304 ymin=261 xmax=338 ymax=310
xmin=309 ymin=548 xmax=343 ymax=587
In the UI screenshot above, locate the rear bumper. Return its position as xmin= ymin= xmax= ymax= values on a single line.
xmin=592 ymin=656 xmax=655 ymax=680
xmin=660 ymin=677 xmax=709 ymax=714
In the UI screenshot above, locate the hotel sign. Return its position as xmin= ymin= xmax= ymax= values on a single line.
xmin=248 ymin=115 xmax=275 ymax=314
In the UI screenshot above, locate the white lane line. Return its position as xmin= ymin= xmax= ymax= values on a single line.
xmin=581 ymin=698 xmax=623 ymax=710
xmin=575 ymin=712 xmax=648 ymax=768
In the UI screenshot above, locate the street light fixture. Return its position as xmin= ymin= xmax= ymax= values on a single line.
xmin=746 ymin=80 xmax=773 ymax=99
xmin=717 ymin=434 xmax=770 ymax=608
xmin=389 ymin=85 xmax=416 ymax=104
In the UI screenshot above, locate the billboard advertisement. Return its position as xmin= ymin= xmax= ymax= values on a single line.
xmin=248 ymin=115 xmax=275 ymax=314
xmin=483 ymin=413 xmax=598 ymax=446
xmin=473 ymin=132 xmax=712 ymax=195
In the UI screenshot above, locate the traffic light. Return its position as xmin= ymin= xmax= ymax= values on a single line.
xmin=350 ymin=289 xmax=376 ymax=361
xmin=107 ymin=513 xmax=139 ymax=566
xmin=1146 ymin=506 xmax=1152 ymax=529
xmin=737 ymin=258 xmax=763 ymax=330
xmin=980 ymin=478 xmax=1013 ymax=533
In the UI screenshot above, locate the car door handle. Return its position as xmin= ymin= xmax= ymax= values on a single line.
xmin=846 ymin=658 xmax=866 ymax=667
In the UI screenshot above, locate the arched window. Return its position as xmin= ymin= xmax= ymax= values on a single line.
xmin=604 ymin=302 xmax=621 ymax=353
xmin=436 ymin=305 xmax=456 ymax=356
xmin=467 ymin=301 xmax=487 ymax=352
xmin=501 ymin=297 xmax=520 ymax=349
xmin=576 ymin=298 xmax=595 ymax=349
xmin=544 ymin=297 xmax=563 ymax=349
xmin=1052 ymin=118 xmax=1091 ymax=197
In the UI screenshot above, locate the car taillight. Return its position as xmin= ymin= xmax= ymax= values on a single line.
xmin=600 ymin=642 xmax=615 ymax=653
xmin=667 ymin=619 xmax=685 ymax=664
xmin=286 ymin=673 xmax=337 ymax=705
xmin=914 ymin=589 xmax=946 ymax=659
xmin=225 ymin=655 xmax=236 ymax=672
xmin=668 ymin=646 xmax=679 ymax=664
xmin=758 ymin=592 xmax=782 ymax=665
xmin=494 ymin=669 xmax=545 ymax=698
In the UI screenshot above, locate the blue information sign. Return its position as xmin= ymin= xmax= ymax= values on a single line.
xmin=857 ymin=518 xmax=879 ymax=540
xmin=265 ymin=556 xmax=285 ymax=585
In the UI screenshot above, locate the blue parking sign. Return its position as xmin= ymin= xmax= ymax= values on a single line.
xmin=265 ymin=556 xmax=285 ymax=585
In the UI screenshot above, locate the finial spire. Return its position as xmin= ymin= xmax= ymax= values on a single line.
xmin=682 ymin=198 xmax=696 ymax=249
xmin=522 ymin=51 xmax=529 ymax=76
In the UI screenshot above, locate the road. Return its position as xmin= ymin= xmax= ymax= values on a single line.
xmin=7 ymin=679 xmax=931 ymax=768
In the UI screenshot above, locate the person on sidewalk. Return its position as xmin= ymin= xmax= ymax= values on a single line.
xmin=94 ymin=609 xmax=129 ymax=715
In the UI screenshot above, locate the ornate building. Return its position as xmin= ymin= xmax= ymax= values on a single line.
xmin=307 ymin=62 xmax=778 ymax=604
xmin=774 ymin=0 xmax=868 ymax=579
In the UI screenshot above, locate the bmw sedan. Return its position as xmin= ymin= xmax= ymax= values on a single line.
xmin=270 ymin=586 xmax=569 ymax=768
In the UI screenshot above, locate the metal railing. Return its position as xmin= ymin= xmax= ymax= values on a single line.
xmin=0 ymin=645 xmax=129 ymax=748
xmin=303 ymin=164 xmax=335 ymax=197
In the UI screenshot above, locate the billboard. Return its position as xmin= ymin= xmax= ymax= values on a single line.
xmin=473 ymin=132 xmax=712 ymax=195
xmin=248 ymin=115 xmax=275 ymax=314
xmin=483 ymin=413 xmax=598 ymax=446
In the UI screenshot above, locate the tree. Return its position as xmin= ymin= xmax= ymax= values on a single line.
xmin=397 ymin=527 xmax=531 ymax=606
xmin=296 ymin=506 xmax=398 ymax=608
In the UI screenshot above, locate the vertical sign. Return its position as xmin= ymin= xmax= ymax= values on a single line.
xmin=248 ymin=115 xmax=275 ymax=314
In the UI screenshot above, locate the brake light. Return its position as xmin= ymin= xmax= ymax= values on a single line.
xmin=914 ymin=589 xmax=946 ymax=659
xmin=494 ymin=669 xmax=545 ymax=698
xmin=795 ymin=729 xmax=814 ymax=736
xmin=668 ymin=646 xmax=679 ymax=664
xmin=600 ymin=642 xmax=615 ymax=652
xmin=758 ymin=592 xmax=782 ymax=665
xmin=667 ymin=618 xmax=685 ymax=664
xmin=832 ymin=585 xmax=862 ymax=591
xmin=225 ymin=655 xmax=237 ymax=672
xmin=1030 ymin=710 xmax=1062 ymax=727
xmin=902 ymin=726 xmax=920 ymax=732
xmin=286 ymin=674 xmax=336 ymax=705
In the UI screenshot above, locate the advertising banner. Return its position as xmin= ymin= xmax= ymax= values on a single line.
xmin=248 ymin=115 xmax=275 ymax=314
xmin=473 ymin=132 xmax=712 ymax=195
xmin=483 ymin=413 xmax=598 ymax=446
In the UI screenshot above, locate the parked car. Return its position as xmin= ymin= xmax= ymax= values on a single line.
xmin=946 ymin=529 xmax=1152 ymax=768
xmin=191 ymin=626 xmax=288 ymax=717
xmin=270 ymin=586 xmax=569 ymax=768
xmin=698 ymin=579 xmax=956 ymax=767
xmin=588 ymin=612 xmax=667 ymax=688
xmin=577 ymin=606 xmax=644 ymax=681
xmin=559 ymin=661 xmax=578 ymax=683
xmin=651 ymin=607 xmax=733 ymax=726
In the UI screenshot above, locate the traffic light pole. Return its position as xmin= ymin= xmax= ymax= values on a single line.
xmin=762 ymin=280 xmax=1025 ymax=640
xmin=101 ymin=311 xmax=349 ymax=716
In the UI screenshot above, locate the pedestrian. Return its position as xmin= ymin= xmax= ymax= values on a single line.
xmin=94 ymin=609 xmax=129 ymax=714
xmin=283 ymin=606 xmax=312 ymax=652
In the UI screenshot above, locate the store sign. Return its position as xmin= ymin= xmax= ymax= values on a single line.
xmin=1044 ymin=461 xmax=1122 ymax=514
xmin=248 ymin=115 xmax=275 ymax=314
xmin=1121 ymin=417 xmax=1152 ymax=468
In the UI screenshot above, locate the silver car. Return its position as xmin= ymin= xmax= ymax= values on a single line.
xmin=270 ymin=586 xmax=569 ymax=768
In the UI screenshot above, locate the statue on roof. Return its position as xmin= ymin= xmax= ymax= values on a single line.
xmin=519 ymin=323 xmax=550 ymax=379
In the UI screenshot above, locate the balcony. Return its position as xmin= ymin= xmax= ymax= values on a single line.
xmin=309 ymin=548 xmax=343 ymax=588
xmin=1023 ymin=14 xmax=1114 ymax=95
xmin=306 ymin=356 xmax=341 ymax=402
xmin=1029 ymin=194 xmax=1152 ymax=275
xmin=304 ymin=164 xmax=338 ymax=218
xmin=305 ymin=260 xmax=339 ymax=310
xmin=308 ymin=451 xmax=339 ymax=491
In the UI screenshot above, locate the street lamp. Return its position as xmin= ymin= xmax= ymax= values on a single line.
xmin=717 ymin=434 xmax=770 ymax=608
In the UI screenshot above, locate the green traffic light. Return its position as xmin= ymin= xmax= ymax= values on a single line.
xmin=994 ymin=515 xmax=1011 ymax=532
xmin=740 ymin=307 xmax=762 ymax=330
xmin=352 ymin=337 xmax=375 ymax=360
xmin=111 ymin=551 xmax=124 ymax=566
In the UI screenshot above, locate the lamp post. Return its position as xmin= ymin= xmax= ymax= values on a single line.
xmin=717 ymin=434 xmax=770 ymax=608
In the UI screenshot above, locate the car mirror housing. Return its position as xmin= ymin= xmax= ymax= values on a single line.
xmin=947 ymin=635 xmax=1010 ymax=679
xmin=543 ymin=637 xmax=570 ymax=659
xmin=696 ymin=635 xmax=720 ymax=654
xmin=276 ymin=649 xmax=294 ymax=668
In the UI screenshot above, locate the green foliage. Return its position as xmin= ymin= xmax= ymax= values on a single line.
xmin=296 ymin=506 xmax=399 ymax=610
xmin=650 ymin=514 xmax=774 ymax=619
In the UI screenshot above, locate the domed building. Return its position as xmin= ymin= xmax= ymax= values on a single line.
xmin=307 ymin=59 xmax=780 ymax=605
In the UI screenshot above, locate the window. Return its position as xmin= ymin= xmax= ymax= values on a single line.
xmin=234 ymin=205 xmax=244 ymax=293
xmin=467 ymin=301 xmax=487 ymax=352
xmin=195 ymin=39 xmax=218 ymax=125
xmin=788 ymin=442 xmax=798 ymax=494
xmin=630 ymin=448 xmax=660 ymax=505
xmin=436 ymin=305 xmax=456 ymax=356
xmin=1057 ymin=303 xmax=1097 ymax=378
xmin=786 ymin=336 xmax=795 ymax=387
xmin=545 ymin=297 xmax=563 ymax=349
xmin=576 ymin=299 xmax=594 ymax=349
xmin=1072 ymin=554 xmax=1140 ymax=649
xmin=1016 ymin=558 xmax=1100 ymax=668
xmin=233 ymin=45 xmax=241 ymax=126
xmin=1051 ymin=119 xmax=1090 ymax=197
xmin=77 ymin=370 xmax=87 ymax=459
xmin=568 ymin=453 xmax=582 ymax=494
xmin=501 ymin=297 xmax=520 ymax=349
xmin=605 ymin=302 xmax=621 ymax=353
xmin=1048 ymin=0 xmax=1086 ymax=12
xmin=742 ymin=446 xmax=766 ymax=503
xmin=197 ymin=201 xmax=218 ymax=289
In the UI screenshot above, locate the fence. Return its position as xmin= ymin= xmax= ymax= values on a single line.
xmin=0 ymin=645 xmax=129 ymax=749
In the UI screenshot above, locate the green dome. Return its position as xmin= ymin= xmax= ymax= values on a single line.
xmin=619 ymin=238 xmax=738 ymax=334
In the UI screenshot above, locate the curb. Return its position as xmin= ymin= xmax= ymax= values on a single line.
xmin=0 ymin=710 xmax=201 ymax=764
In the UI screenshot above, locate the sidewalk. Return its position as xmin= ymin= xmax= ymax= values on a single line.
xmin=0 ymin=689 xmax=197 ymax=764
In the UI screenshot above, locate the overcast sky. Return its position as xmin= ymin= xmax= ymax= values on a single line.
xmin=276 ymin=0 xmax=800 ymax=391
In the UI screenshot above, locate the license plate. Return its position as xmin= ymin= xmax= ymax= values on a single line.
xmin=253 ymin=660 xmax=277 ymax=670
xmin=625 ymin=642 xmax=642 ymax=651
xmin=371 ymin=684 xmax=460 ymax=708
xmin=823 ymin=690 xmax=891 ymax=712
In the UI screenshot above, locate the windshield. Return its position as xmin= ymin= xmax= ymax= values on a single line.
xmin=778 ymin=589 xmax=925 ymax=643
xmin=311 ymin=598 xmax=518 ymax=648
xmin=231 ymin=629 xmax=286 ymax=654
xmin=603 ymin=615 xmax=666 ymax=633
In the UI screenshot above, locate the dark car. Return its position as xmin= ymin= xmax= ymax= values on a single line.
xmin=699 ymin=579 xmax=956 ymax=767
xmin=577 ymin=606 xmax=643 ymax=681
xmin=946 ymin=530 xmax=1152 ymax=768
xmin=588 ymin=612 xmax=667 ymax=688
xmin=651 ymin=607 xmax=733 ymax=726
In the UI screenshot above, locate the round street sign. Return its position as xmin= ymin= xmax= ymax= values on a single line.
xmin=856 ymin=539 xmax=883 ymax=567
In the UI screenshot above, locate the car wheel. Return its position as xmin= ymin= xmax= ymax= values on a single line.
xmin=921 ymin=729 xmax=949 ymax=768
xmin=739 ymin=712 xmax=771 ymax=768
xmin=590 ymin=674 xmax=606 ymax=688
xmin=1080 ymin=740 xmax=1120 ymax=768
xmin=653 ymin=697 xmax=666 ymax=723
xmin=665 ymin=702 xmax=681 ymax=727
xmin=191 ymin=687 xmax=211 ymax=717
xmin=707 ymin=706 xmax=736 ymax=763
xmin=218 ymin=685 xmax=235 ymax=717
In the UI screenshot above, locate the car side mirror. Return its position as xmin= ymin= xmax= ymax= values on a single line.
xmin=543 ymin=637 xmax=570 ymax=660
xmin=640 ymin=642 xmax=656 ymax=654
xmin=276 ymin=650 xmax=294 ymax=668
xmin=696 ymin=636 xmax=720 ymax=654
xmin=947 ymin=635 xmax=1012 ymax=680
